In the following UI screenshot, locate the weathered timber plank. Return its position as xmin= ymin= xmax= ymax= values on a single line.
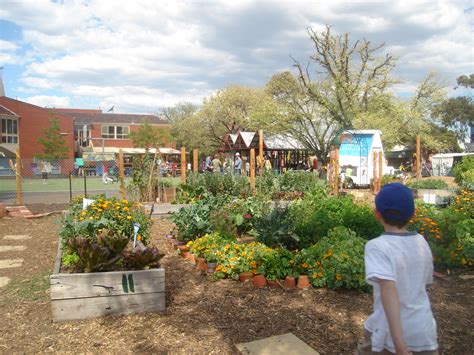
xmin=51 ymin=292 xmax=165 ymax=322
xmin=50 ymin=268 xmax=165 ymax=300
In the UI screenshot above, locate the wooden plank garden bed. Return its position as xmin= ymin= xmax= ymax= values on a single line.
xmin=50 ymin=241 xmax=165 ymax=322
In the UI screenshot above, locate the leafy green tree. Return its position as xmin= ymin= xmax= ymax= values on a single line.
xmin=168 ymin=86 xmax=276 ymax=153
xmin=265 ymin=71 xmax=339 ymax=164
xmin=37 ymin=115 xmax=69 ymax=161
xmin=292 ymin=25 xmax=397 ymax=129
xmin=129 ymin=121 xmax=170 ymax=150
xmin=354 ymin=73 xmax=459 ymax=153
xmin=432 ymin=74 xmax=474 ymax=141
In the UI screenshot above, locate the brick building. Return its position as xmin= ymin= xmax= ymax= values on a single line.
xmin=54 ymin=109 xmax=173 ymax=158
xmin=0 ymin=97 xmax=75 ymax=176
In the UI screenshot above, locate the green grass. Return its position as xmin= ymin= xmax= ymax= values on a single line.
xmin=0 ymin=176 xmax=182 ymax=192
xmin=5 ymin=270 xmax=51 ymax=301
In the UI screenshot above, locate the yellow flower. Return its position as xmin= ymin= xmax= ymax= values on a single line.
xmin=127 ymin=215 xmax=132 ymax=220
xmin=81 ymin=211 xmax=87 ymax=216
xmin=302 ymin=263 xmax=309 ymax=268
xmin=312 ymin=273 xmax=319 ymax=279
xmin=289 ymin=260 xmax=294 ymax=264
xmin=137 ymin=235 xmax=142 ymax=241
xmin=336 ymin=274 xmax=343 ymax=281
xmin=216 ymin=265 xmax=222 ymax=271
xmin=323 ymin=249 xmax=333 ymax=259
xmin=250 ymin=261 xmax=257 ymax=268
xmin=123 ymin=207 xmax=129 ymax=212
xmin=79 ymin=217 xmax=84 ymax=221
xmin=222 ymin=267 xmax=228 ymax=273
xmin=89 ymin=217 xmax=94 ymax=220
xmin=122 ymin=199 xmax=128 ymax=204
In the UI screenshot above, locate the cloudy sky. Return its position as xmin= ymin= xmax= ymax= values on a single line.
xmin=0 ymin=0 xmax=472 ymax=113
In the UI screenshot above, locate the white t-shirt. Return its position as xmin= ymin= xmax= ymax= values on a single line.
xmin=364 ymin=232 xmax=438 ymax=353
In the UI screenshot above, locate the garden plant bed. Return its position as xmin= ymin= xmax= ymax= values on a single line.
xmin=0 ymin=216 xmax=472 ymax=353
xmin=50 ymin=241 xmax=165 ymax=322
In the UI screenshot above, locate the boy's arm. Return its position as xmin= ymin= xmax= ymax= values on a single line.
xmin=379 ymin=279 xmax=412 ymax=355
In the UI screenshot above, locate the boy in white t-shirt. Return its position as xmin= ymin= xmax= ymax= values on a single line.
xmin=357 ymin=183 xmax=438 ymax=355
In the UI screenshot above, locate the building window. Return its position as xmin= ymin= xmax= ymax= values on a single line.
xmin=1 ymin=118 xmax=19 ymax=144
xmin=101 ymin=125 xmax=129 ymax=139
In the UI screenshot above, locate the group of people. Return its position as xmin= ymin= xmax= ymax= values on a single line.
xmin=204 ymin=153 xmax=277 ymax=175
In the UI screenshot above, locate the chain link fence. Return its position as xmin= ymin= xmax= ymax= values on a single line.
xmin=0 ymin=157 xmax=123 ymax=205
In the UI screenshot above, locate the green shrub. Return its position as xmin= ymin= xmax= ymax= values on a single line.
xmin=453 ymin=155 xmax=474 ymax=188
xmin=406 ymin=178 xmax=449 ymax=190
xmin=180 ymin=172 xmax=250 ymax=199
xmin=304 ymin=227 xmax=368 ymax=290
xmin=254 ymin=204 xmax=302 ymax=250
xmin=291 ymin=194 xmax=382 ymax=244
xmin=170 ymin=195 xmax=230 ymax=242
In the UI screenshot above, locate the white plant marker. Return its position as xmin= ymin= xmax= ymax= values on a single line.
xmin=133 ymin=223 xmax=140 ymax=248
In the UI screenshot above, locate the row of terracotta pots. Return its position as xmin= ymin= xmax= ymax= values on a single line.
xmin=250 ymin=274 xmax=311 ymax=289
xmin=166 ymin=234 xmax=311 ymax=289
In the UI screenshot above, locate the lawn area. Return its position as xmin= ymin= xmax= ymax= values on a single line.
xmin=0 ymin=176 xmax=181 ymax=192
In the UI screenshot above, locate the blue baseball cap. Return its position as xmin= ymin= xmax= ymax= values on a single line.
xmin=375 ymin=183 xmax=414 ymax=221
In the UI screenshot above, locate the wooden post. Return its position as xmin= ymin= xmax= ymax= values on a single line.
xmin=416 ymin=135 xmax=421 ymax=179
xmin=193 ymin=149 xmax=198 ymax=174
xmin=118 ymin=149 xmax=125 ymax=199
xmin=378 ymin=150 xmax=383 ymax=191
xmin=258 ymin=129 xmax=264 ymax=173
xmin=373 ymin=151 xmax=378 ymax=194
xmin=250 ymin=148 xmax=256 ymax=196
xmin=334 ymin=146 xmax=339 ymax=196
xmin=15 ymin=148 xmax=22 ymax=205
xmin=181 ymin=147 xmax=186 ymax=185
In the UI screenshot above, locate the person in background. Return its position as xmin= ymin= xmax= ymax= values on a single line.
xmin=205 ymin=156 xmax=212 ymax=172
xmin=211 ymin=154 xmax=221 ymax=174
xmin=40 ymin=161 xmax=51 ymax=184
xmin=234 ymin=152 xmax=242 ymax=175
xmin=357 ymin=183 xmax=438 ymax=355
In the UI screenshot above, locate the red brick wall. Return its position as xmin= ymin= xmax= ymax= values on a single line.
xmin=90 ymin=123 xmax=175 ymax=148
xmin=0 ymin=97 xmax=75 ymax=162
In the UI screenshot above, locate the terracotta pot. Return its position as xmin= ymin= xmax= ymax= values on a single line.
xmin=195 ymin=257 xmax=207 ymax=271
xmin=297 ymin=275 xmax=311 ymax=289
xmin=283 ymin=276 xmax=296 ymax=289
xmin=239 ymin=272 xmax=254 ymax=282
xmin=181 ymin=251 xmax=190 ymax=259
xmin=267 ymin=279 xmax=280 ymax=287
xmin=173 ymin=241 xmax=185 ymax=250
xmin=207 ymin=262 xmax=217 ymax=274
xmin=178 ymin=245 xmax=190 ymax=252
xmin=252 ymin=274 xmax=267 ymax=288
xmin=188 ymin=253 xmax=196 ymax=264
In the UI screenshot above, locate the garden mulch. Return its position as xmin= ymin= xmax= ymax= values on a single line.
xmin=0 ymin=215 xmax=472 ymax=354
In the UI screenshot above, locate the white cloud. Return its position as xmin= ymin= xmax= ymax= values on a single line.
xmin=22 ymin=95 xmax=71 ymax=108
xmin=0 ymin=0 xmax=472 ymax=112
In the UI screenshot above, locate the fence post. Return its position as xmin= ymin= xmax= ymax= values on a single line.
xmin=373 ymin=151 xmax=378 ymax=194
xmin=193 ymin=148 xmax=198 ymax=174
xmin=334 ymin=146 xmax=339 ymax=196
xmin=378 ymin=150 xmax=383 ymax=191
xmin=118 ymin=149 xmax=125 ymax=199
xmin=416 ymin=135 xmax=421 ymax=179
xmin=69 ymin=171 xmax=72 ymax=202
xmin=83 ymin=173 xmax=87 ymax=198
xmin=258 ymin=130 xmax=264 ymax=174
xmin=15 ymin=148 xmax=23 ymax=205
xmin=181 ymin=147 xmax=186 ymax=185
xmin=250 ymin=148 xmax=256 ymax=196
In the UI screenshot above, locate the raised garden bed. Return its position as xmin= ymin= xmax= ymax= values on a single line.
xmin=50 ymin=241 xmax=165 ymax=322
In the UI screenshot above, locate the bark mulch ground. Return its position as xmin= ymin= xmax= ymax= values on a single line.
xmin=0 ymin=215 xmax=472 ymax=354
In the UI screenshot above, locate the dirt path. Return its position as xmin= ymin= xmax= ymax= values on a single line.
xmin=0 ymin=215 xmax=472 ymax=354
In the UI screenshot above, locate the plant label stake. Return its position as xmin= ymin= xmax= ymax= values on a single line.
xmin=133 ymin=223 xmax=140 ymax=249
